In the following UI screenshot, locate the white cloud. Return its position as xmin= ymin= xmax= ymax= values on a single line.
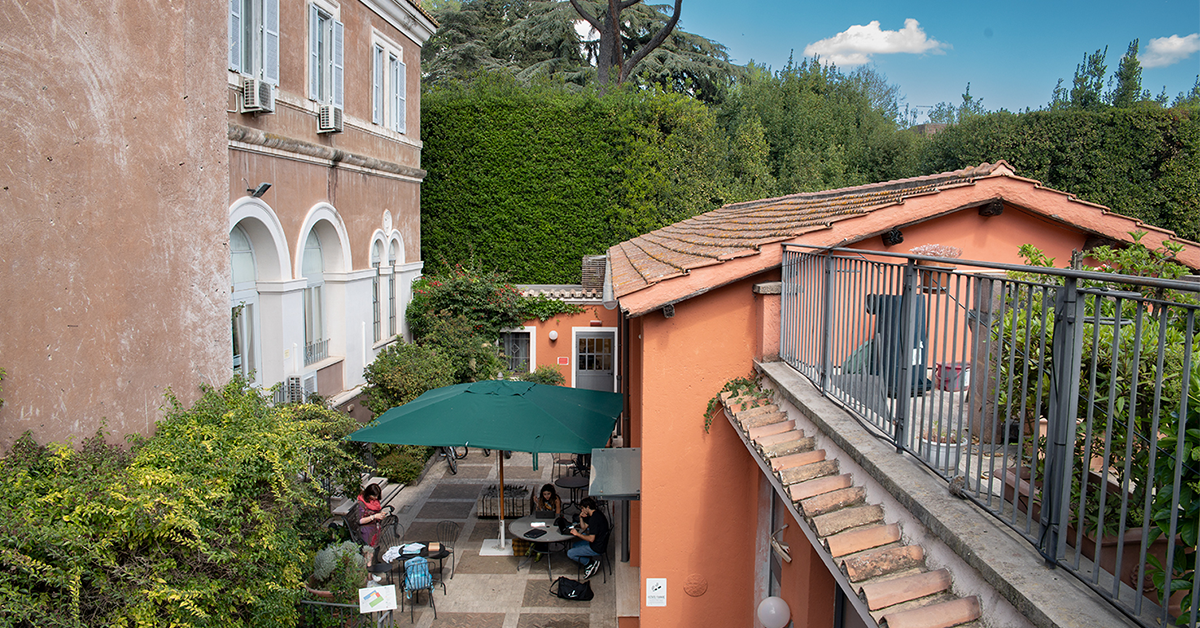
xmin=803 ymin=18 xmax=947 ymax=67
xmin=1142 ymin=34 xmax=1200 ymax=68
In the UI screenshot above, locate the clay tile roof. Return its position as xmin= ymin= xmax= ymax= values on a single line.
xmin=608 ymin=162 xmax=1011 ymax=298
xmin=721 ymin=392 xmax=983 ymax=628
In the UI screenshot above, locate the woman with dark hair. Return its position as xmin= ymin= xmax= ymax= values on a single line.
xmin=535 ymin=483 xmax=562 ymax=515
xmin=355 ymin=483 xmax=385 ymax=546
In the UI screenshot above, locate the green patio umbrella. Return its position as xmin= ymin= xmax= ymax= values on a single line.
xmin=348 ymin=379 xmax=623 ymax=554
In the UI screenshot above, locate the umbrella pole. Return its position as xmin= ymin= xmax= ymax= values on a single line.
xmin=479 ymin=449 xmax=514 ymax=556
xmin=498 ymin=455 xmax=506 ymax=546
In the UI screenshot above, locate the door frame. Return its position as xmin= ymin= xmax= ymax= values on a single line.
xmin=571 ymin=326 xmax=618 ymax=391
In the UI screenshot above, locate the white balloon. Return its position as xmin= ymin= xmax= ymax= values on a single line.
xmin=756 ymin=596 xmax=791 ymax=628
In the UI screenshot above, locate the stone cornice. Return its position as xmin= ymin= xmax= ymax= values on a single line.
xmin=228 ymin=123 xmax=427 ymax=181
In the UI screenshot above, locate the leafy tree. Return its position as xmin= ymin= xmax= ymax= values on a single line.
xmin=1107 ymin=39 xmax=1144 ymax=108
xmin=569 ymin=0 xmax=681 ymax=89
xmin=1069 ymin=47 xmax=1108 ymax=110
xmin=927 ymin=83 xmax=987 ymax=124
xmin=1174 ymin=76 xmax=1200 ymax=107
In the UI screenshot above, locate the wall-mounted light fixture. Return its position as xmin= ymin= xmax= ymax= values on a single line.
xmin=662 ymin=304 xmax=675 ymax=318
xmin=757 ymin=596 xmax=791 ymax=628
xmin=248 ymin=182 xmax=272 ymax=198
xmin=548 ymin=330 xmax=558 ymax=341
xmin=881 ymin=228 xmax=904 ymax=247
xmin=979 ymin=198 xmax=1004 ymax=217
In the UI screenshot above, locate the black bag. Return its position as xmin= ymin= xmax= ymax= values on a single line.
xmin=551 ymin=576 xmax=594 ymax=601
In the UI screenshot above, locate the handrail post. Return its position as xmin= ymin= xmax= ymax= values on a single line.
xmin=820 ymin=252 xmax=834 ymax=391
xmin=895 ymin=260 xmax=918 ymax=451
xmin=1042 ymin=278 xmax=1084 ymax=565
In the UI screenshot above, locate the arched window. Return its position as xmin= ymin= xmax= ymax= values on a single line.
xmin=303 ymin=230 xmax=327 ymax=364
xmin=230 ymin=225 xmax=258 ymax=381
xmin=388 ymin=240 xmax=398 ymax=337
xmin=371 ymin=240 xmax=382 ymax=343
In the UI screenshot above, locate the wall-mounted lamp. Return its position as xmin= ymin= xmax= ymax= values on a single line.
xmin=248 ymin=182 xmax=272 ymax=198
xmin=548 ymin=330 xmax=558 ymax=341
xmin=757 ymin=596 xmax=791 ymax=628
xmin=662 ymin=304 xmax=675 ymax=318
xmin=881 ymin=228 xmax=904 ymax=247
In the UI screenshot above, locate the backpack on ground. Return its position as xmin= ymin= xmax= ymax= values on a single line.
xmin=550 ymin=576 xmax=594 ymax=601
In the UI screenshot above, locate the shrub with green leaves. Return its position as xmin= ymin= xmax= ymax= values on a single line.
xmin=0 ymin=379 xmax=361 ymax=627
xmin=362 ymin=342 xmax=456 ymax=415
xmin=517 ymin=364 xmax=566 ymax=386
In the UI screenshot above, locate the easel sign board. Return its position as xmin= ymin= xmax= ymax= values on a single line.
xmin=359 ymin=585 xmax=398 ymax=613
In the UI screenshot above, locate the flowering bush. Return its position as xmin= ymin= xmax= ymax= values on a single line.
xmin=407 ymin=264 xmax=526 ymax=342
xmin=909 ymin=243 xmax=962 ymax=258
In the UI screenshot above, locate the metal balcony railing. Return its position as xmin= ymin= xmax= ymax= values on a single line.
xmin=305 ymin=338 xmax=329 ymax=366
xmin=781 ymin=244 xmax=1200 ymax=627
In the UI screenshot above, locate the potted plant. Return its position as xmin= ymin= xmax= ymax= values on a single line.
xmin=916 ymin=413 xmax=962 ymax=474
xmin=909 ymin=244 xmax=962 ymax=290
xmin=306 ymin=541 xmax=370 ymax=603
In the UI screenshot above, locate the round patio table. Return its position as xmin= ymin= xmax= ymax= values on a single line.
xmin=555 ymin=475 xmax=589 ymax=512
xmin=510 ymin=515 xmax=574 ymax=580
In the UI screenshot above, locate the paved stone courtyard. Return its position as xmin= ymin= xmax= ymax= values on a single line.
xmin=377 ymin=451 xmax=618 ymax=628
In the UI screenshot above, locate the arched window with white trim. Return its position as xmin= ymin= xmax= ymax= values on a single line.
xmin=371 ymin=240 xmax=382 ymax=343
xmin=303 ymin=230 xmax=327 ymax=364
xmin=230 ymin=224 xmax=260 ymax=382
xmin=388 ymin=240 xmax=398 ymax=337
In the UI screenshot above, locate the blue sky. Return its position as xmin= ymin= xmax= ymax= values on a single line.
xmin=675 ymin=0 xmax=1200 ymax=118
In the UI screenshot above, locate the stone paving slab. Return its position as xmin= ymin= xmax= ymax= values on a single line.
xmin=516 ymin=613 xmax=590 ymax=628
xmin=404 ymin=521 xmax=442 ymax=543
xmin=429 ymin=483 xmax=487 ymax=500
xmin=449 ymin=465 xmax=492 ymax=479
xmin=454 ymin=552 xmax=521 ymax=575
xmin=422 ymin=612 xmax=506 ymax=624
xmin=523 ymin=579 xmax=592 ymax=609
xmin=416 ymin=500 xmax=475 ymax=520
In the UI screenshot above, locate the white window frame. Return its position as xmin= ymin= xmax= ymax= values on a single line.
xmin=371 ymin=33 xmax=407 ymax=133
xmin=230 ymin=224 xmax=261 ymax=385
xmin=302 ymin=230 xmax=327 ymax=364
xmin=309 ymin=1 xmax=343 ymax=107
xmin=371 ymin=240 xmax=383 ymax=343
xmin=229 ymin=0 xmax=279 ymax=84
xmin=499 ymin=327 xmax=537 ymax=373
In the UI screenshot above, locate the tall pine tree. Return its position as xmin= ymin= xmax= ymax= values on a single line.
xmin=1108 ymin=40 xmax=1143 ymax=108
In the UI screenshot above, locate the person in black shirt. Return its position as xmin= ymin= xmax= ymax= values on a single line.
xmin=567 ymin=497 xmax=608 ymax=579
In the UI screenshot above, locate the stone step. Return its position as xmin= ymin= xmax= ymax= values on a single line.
xmin=780 ymin=459 xmax=839 ymax=487
xmin=790 ymin=473 xmax=853 ymax=502
xmin=843 ymin=545 xmax=924 ymax=582
xmin=772 ymin=449 xmax=826 ymax=472
xmin=880 ymin=595 xmax=980 ymax=628
xmin=747 ymin=420 xmax=795 ymax=440
xmin=861 ymin=569 xmax=952 ymax=611
xmin=800 ymin=486 xmax=866 ymax=518
xmin=756 ymin=429 xmax=804 ymax=447
xmin=826 ymin=522 xmax=902 ymax=558
xmin=813 ymin=504 xmax=884 ymax=537
xmin=763 ymin=436 xmax=816 ymax=457
xmin=740 ymin=411 xmax=788 ymax=429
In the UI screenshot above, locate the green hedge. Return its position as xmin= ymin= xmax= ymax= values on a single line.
xmin=421 ymin=76 xmax=732 ymax=283
xmin=921 ymin=106 xmax=1200 ymax=241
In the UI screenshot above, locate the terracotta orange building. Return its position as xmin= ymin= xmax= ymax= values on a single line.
xmin=589 ymin=162 xmax=1200 ymax=627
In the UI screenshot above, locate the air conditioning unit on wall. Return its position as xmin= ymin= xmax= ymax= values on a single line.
xmin=240 ymin=77 xmax=275 ymax=113
xmin=278 ymin=374 xmax=319 ymax=404
xmin=317 ymin=105 xmax=343 ymax=133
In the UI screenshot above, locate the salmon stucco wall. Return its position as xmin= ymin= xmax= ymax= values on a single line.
xmin=860 ymin=202 xmax=1087 ymax=267
xmin=634 ymin=275 xmax=782 ymax=627
xmin=520 ymin=305 xmax=621 ymax=388
xmin=0 ymin=0 xmax=229 ymax=450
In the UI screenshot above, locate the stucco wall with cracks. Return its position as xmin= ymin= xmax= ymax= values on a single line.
xmin=0 ymin=0 xmax=229 ymax=450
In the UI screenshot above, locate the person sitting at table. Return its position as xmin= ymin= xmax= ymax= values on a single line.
xmin=567 ymin=497 xmax=608 ymax=580
xmin=535 ymin=484 xmax=562 ymax=515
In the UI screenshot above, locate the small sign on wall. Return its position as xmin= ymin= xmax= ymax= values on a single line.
xmin=558 ymin=357 xmax=570 ymax=366
xmin=646 ymin=578 xmax=667 ymax=607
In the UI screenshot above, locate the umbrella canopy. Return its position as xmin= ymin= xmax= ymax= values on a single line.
xmin=349 ymin=380 xmax=623 ymax=454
